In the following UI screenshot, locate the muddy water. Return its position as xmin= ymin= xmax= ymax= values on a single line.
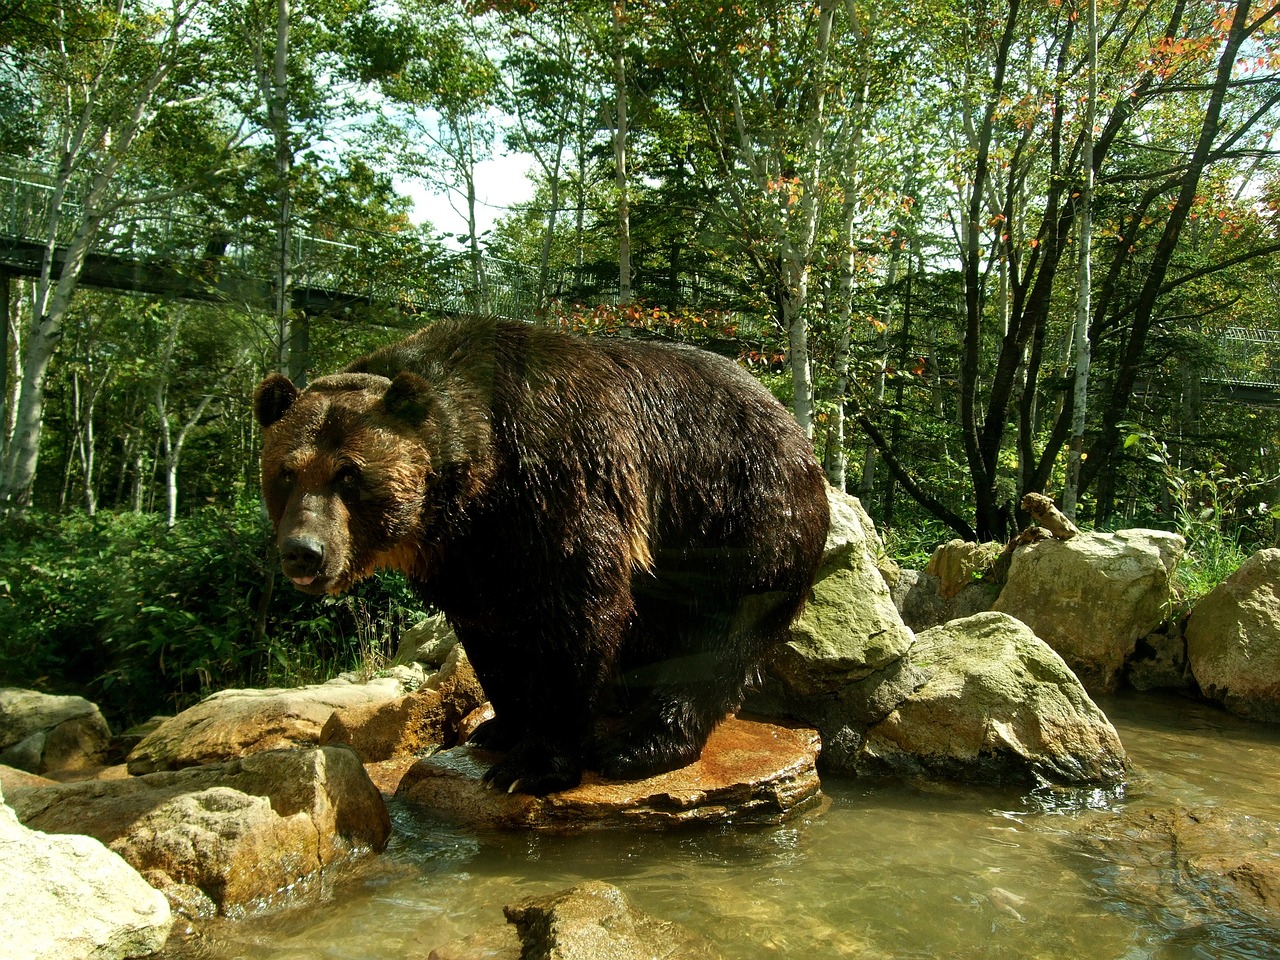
xmin=165 ymin=692 xmax=1280 ymax=960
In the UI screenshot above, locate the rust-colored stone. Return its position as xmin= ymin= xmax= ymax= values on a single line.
xmin=396 ymin=717 xmax=823 ymax=831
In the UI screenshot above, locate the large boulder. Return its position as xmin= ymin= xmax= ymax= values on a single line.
xmin=854 ymin=612 xmax=1128 ymax=786
xmin=126 ymin=674 xmax=415 ymax=774
xmin=892 ymin=568 xmax=999 ymax=632
xmin=765 ymin=490 xmax=915 ymax=696
xmin=320 ymin=645 xmax=487 ymax=762
xmin=397 ymin=718 xmax=821 ymax=831
xmin=7 ymin=746 xmax=390 ymax=917
xmin=992 ymin=530 xmax=1184 ymax=692
xmin=0 ymin=782 xmax=172 ymax=959
xmin=1185 ymin=548 xmax=1280 ymax=721
xmin=429 ymin=882 xmax=723 ymax=960
xmin=0 ymin=688 xmax=112 ymax=775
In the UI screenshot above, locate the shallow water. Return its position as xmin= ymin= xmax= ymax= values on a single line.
xmin=165 ymin=692 xmax=1280 ymax=960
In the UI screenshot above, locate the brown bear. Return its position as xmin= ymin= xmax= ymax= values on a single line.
xmin=254 ymin=317 xmax=829 ymax=795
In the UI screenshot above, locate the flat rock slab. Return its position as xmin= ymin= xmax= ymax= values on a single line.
xmin=126 ymin=677 xmax=411 ymax=774
xmin=396 ymin=718 xmax=822 ymax=831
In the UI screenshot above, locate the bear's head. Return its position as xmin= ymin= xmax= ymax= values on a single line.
xmin=254 ymin=370 xmax=440 ymax=595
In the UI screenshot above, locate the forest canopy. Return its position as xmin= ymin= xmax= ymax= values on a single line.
xmin=1 ymin=0 xmax=1278 ymax=542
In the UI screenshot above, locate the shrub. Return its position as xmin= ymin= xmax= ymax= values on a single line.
xmin=0 ymin=504 xmax=419 ymax=727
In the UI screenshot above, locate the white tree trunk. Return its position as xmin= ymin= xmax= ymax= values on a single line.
xmin=0 ymin=0 xmax=191 ymax=506
xmin=611 ymin=0 xmax=631 ymax=306
xmin=1063 ymin=0 xmax=1097 ymax=520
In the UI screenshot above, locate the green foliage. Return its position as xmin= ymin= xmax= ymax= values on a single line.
xmin=1122 ymin=428 xmax=1277 ymax=605
xmin=0 ymin=504 xmax=420 ymax=727
xmin=880 ymin=517 xmax=958 ymax=570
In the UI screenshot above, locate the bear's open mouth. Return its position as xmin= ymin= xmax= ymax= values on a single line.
xmin=282 ymin=570 xmax=330 ymax=595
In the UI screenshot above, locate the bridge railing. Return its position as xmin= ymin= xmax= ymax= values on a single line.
xmin=1212 ymin=326 xmax=1280 ymax=390
xmin=1 ymin=168 xmax=751 ymax=321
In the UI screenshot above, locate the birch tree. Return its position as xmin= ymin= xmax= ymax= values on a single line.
xmin=657 ymin=0 xmax=849 ymax=435
xmin=0 ymin=0 xmax=225 ymax=507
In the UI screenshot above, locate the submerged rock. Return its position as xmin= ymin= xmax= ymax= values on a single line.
xmin=855 ymin=612 xmax=1128 ymax=786
xmin=7 ymin=746 xmax=390 ymax=917
xmin=0 ymin=781 xmax=172 ymax=959
xmin=1185 ymin=548 xmax=1280 ymax=721
xmin=993 ymin=529 xmax=1184 ymax=693
xmin=396 ymin=718 xmax=822 ymax=831
xmin=429 ymin=881 xmax=723 ymax=960
xmin=1075 ymin=804 xmax=1280 ymax=926
xmin=0 ymin=688 xmax=112 ymax=775
xmin=126 ymin=675 xmax=415 ymax=773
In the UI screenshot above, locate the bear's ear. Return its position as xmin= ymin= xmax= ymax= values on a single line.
xmin=254 ymin=373 xmax=300 ymax=428
xmin=383 ymin=372 xmax=433 ymax=423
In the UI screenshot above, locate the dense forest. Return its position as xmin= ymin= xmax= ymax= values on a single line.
xmin=1 ymin=0 xmax=1279 ymax=722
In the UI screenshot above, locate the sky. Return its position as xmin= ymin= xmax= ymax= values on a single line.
xmin=402 ymin=151 xmax=536 ymax=247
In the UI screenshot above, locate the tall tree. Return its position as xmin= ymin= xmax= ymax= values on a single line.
xmin=1063 ymin=0 xmax=1097 ymax=520
xmin=857 ymin=0 xmax=1280 ymax=539
xmin=655 ymin=0 xmax=861 ymax=434
xmin=0 ymin=0 xmax=231 ymax=507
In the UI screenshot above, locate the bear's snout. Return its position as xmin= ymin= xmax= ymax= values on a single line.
xmin=280 ymin=534 xmax=326 ymax=587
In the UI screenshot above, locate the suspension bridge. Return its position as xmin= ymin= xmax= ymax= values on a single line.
xmin=0 ymin=166 xmax=741 ymax=322
xmin=1 ymin=163 xmax=1276 ymax=401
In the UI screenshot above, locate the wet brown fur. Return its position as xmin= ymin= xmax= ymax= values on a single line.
xmin=255 ymin=317 xmax=830 ymax=794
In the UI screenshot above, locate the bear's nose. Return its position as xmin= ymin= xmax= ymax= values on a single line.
xmin=281 ymin=535 xmax=325 ymax=579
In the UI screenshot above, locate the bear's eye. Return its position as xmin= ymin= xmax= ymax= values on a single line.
xmin=334 ymin=464 xmax=362 ymax=494
xmin=277 ymin=467 xmax=296 ymax=486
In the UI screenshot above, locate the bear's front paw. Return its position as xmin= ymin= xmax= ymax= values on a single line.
xmin=482 ymin=740 xmax=583 ymax=796
xmin=466 ymin=715 xmax=520 ymax=752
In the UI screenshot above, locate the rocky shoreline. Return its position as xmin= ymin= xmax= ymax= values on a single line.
xmin=4 ymin=490 xmax=1280 ymax=958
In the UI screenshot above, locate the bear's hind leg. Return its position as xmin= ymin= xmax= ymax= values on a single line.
xmin=457 ymin=618 xmax=612 ymax=795
xmin=597 ymin=578 xmax=803 ymax=781
xmin=594 ymin=650 xmax=757 ymax=780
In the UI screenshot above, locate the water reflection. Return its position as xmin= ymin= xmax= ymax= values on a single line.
xmin=162 ymin=691 xmax=1280 ymax=960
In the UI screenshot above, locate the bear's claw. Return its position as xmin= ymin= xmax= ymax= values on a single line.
xmin=481 ymin=741 xmax=584 ymax=796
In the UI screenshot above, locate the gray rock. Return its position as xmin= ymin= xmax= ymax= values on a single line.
xmin=1185 ymin=548 xmax=1280 ymax=720
xmin=855 ymin=612 xmax=1128 ymax=786
xmin=393 ymin=611 xmax=459 ymax=668
xmin=0 ymin=781 xmax=172 ymax=959
xmin=1125 ymin=619 xmax=1194 ymax=694
xmin=766 ymin=490 xmax=915 ymax=696
xmin=892 ymin=568 xmax=997 ymax=632
xmin=993 ymin=530 xmax=1184 ymax=693
xmin=8 ymin=746 xmax=390 ymax=917
xmin=0 ymin=688 xmax=112 ymax=775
